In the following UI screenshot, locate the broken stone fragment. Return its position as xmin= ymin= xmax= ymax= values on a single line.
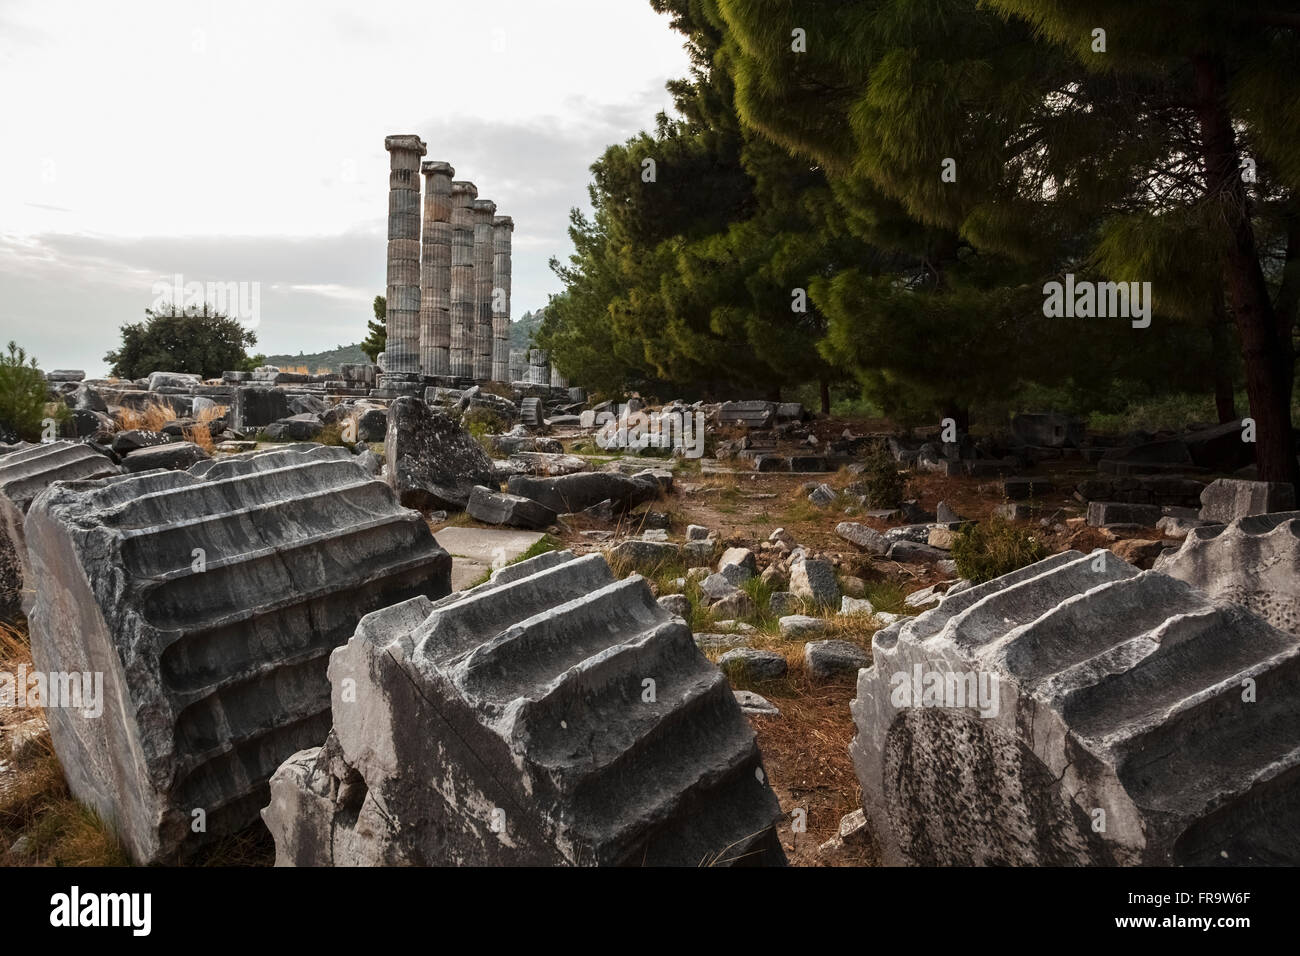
xmin=657 ymin=593 xmax=691 ymax=617
xmin=508 ymin=470 xmax=659 ymax=515
xmin=385 ymin=396 xmax=498 ymax=510
xmin=778 ymin=614 xmax=828 ymax=638
xmin=717 ymin=547 xmax=757 ymax=580
xmin=835 ymin=521 xmax=889 ymax=555
xmin=263 ymin=550 xmax=785 ymax=866
xmin=26 ymin=445 xmax=451 ymax=864
xmin=718 ymin=647 xmax=788 ymax=682
xmin=1156 ymin=511 xmax=1300 ymax=636
xmin=851 ymin=549 xmax=1300 ymax=865
xmin=734 ymin=690 xmax=780 ymax=716
xmin=804 ymin=640 xmax=870 ymax=680
xmin=0 ymin=441 xmax=120 ymax=617
xmin=466 ymin=484 xmax=556 ymax=530
xmin=608 ymin=538 xmax=680 ymax=572
xmin=710 ymin=589 xmax=755 ymax=619
xmin=120 ymin=440 xmax=210 ymax=472
xmin=1198 ymin=478 xmax=1296 ymax=523
xmin=840 ymin=595 xmax=875 ymax=615
xmin=789 ymin=558 xmax=840 ymax=609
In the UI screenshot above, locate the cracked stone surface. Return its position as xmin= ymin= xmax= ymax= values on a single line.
xmin=262 ymin=550 xmax=786 ymax=866
xmin=851 ymin=549 xmax=1300 ymax=865
xmin=25 ymin=444 xmax=451 ymax=863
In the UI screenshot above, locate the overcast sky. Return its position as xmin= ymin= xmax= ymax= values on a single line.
xmin=0 ymin=0 xmax=691 ymax=375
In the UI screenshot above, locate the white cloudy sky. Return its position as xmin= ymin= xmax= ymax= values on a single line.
xmin=0 ymin=0 xmax=691 ymax=375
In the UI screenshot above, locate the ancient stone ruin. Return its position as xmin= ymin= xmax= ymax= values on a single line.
xmin=24 ymin=445 xmax=452 ymax=863
xmin=1156 ymin=511 xmax=1300 ymax=636
xmin=372 ymin=133 xmax=563 ymax=395
xmin=851 ymin=549 xmax=1300 ymax=865
xmin=262 ymin=550 xmax=787 ymax=866
xmin=0 ymin=441 xmax=120 ymax=618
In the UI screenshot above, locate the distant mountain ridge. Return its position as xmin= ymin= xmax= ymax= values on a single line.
xmin=265 ymin=311 xmax=544 ymax=372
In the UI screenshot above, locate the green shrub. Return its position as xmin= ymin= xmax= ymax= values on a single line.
xmin=0 ymin=342 xmax=52 ymax=442
xmin=852 ymin=440 xmax=908 ymax=509
xmin=951 ymin=514 xmax=1049 ymax=584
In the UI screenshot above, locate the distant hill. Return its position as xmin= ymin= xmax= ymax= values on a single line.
xmin=262 ymin=343 xmax=369 ymax=373
xmin=510 ymin=309 xmax=545 ymax=351
xmin=265 ymin=314 xmax=544 ymax=373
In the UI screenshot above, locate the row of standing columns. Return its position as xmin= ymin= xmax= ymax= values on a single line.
xmin=383 ymin=134 xmax=516 ymax=383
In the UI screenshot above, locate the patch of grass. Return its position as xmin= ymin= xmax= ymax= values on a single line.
xmin=862 ymin=579 xmax=909 ymax=615
xmin=114 ymin=399 xmax=179 ymax=433
xmin=951 ymin=513 xmax=1049 ymax=584
xmin=314 ymin=422 xmax=349 ymax=447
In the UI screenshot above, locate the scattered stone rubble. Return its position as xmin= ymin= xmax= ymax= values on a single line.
xmin=262 ymin=551 xmax=786 ymax=866
xmin=25 ymin=445 xmax=452 ymax=864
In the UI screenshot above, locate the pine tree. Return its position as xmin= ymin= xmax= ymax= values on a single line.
xmin=360 ymin=295 xmax=386 ymax=363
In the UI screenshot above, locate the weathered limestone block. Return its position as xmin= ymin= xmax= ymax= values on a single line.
xmin=1199 ymin=478 xmax=1296 ymax=523
xmin=262 ymin=551 xmax=786 ymax=866
xmin=1156 ymin=511 xmax=1300 ymax=636
xmin=0 ymin=441 xmax=120 ymax=616
xmin=506 ymin=471 xmax=660 ymax=514
xmin=851 ymin=550 xmax=1300 ymax=865
xmin=120 ymin=440 xmax=211 ymax=472
xmin=466 ymin=485 xmax=556 ymax=530
xmin=25 ymin=444 xmax=452 ymax=863
xmin=232 ymin=386 xmax=290 ymax=432
xmin=385 ymin=396 xmax=497 ymax=510
xmin=718 ymin=401 xmax=777 ymax=429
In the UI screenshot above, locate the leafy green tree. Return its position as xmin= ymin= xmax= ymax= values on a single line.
xmin=105 ymin=304 xmax=258 ymax=380
xmin=714 ymin=0 xmax=1297 ymax=480
xmin=361 ymin=295 xmax=386 ymax=362
xmin=0 ymin=341 xmax=51 ymax=442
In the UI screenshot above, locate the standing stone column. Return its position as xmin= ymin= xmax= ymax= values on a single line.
xmin=509 ymin=349 xmax=528 ymax=383
xmin=491 ymin=215 xmax=513 ymax=382
xmin=549 ymin=366 xmax=568 ymax=389
xmin=419 ymin=161 xmax=455 ymax=377
xmin=528 ymin=348 xmax=549 ymax=385
xmin=383 ymin=135 xmax=427 ymax=380
xmin=449 ymin=181 xmax=478 ymax=378
xmin=472 ymin=199 xmax=497 ymax=380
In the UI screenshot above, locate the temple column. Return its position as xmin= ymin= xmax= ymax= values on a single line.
xmin=491 ymin=215 xmax=513 ymax=382
xmin=471 ymin=198 xmax=497 ymax=380
xmin=419 ymin=161 xmax=454 ymax=377
xmin=449 ymin=181 xmax=478 ymax=378
xmin=382 ymin=135 xmax=426 ymax=379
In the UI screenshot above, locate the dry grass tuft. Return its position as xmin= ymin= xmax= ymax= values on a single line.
xmin=0 ymin=622 xmax=130 ymax=867
xmin=181 ymin=404 xmax=229 ymax=454
xmin=114 ymin=400 xmax=179 ymax=432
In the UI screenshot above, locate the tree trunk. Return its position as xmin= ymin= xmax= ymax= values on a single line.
xmin=1192 ymin=52 xmax=1299 ymax=485
xmin=1207 ymin=290 xmax=1236 ymax=423
xmin=819 ymin=379 xmax=831 ymax=415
